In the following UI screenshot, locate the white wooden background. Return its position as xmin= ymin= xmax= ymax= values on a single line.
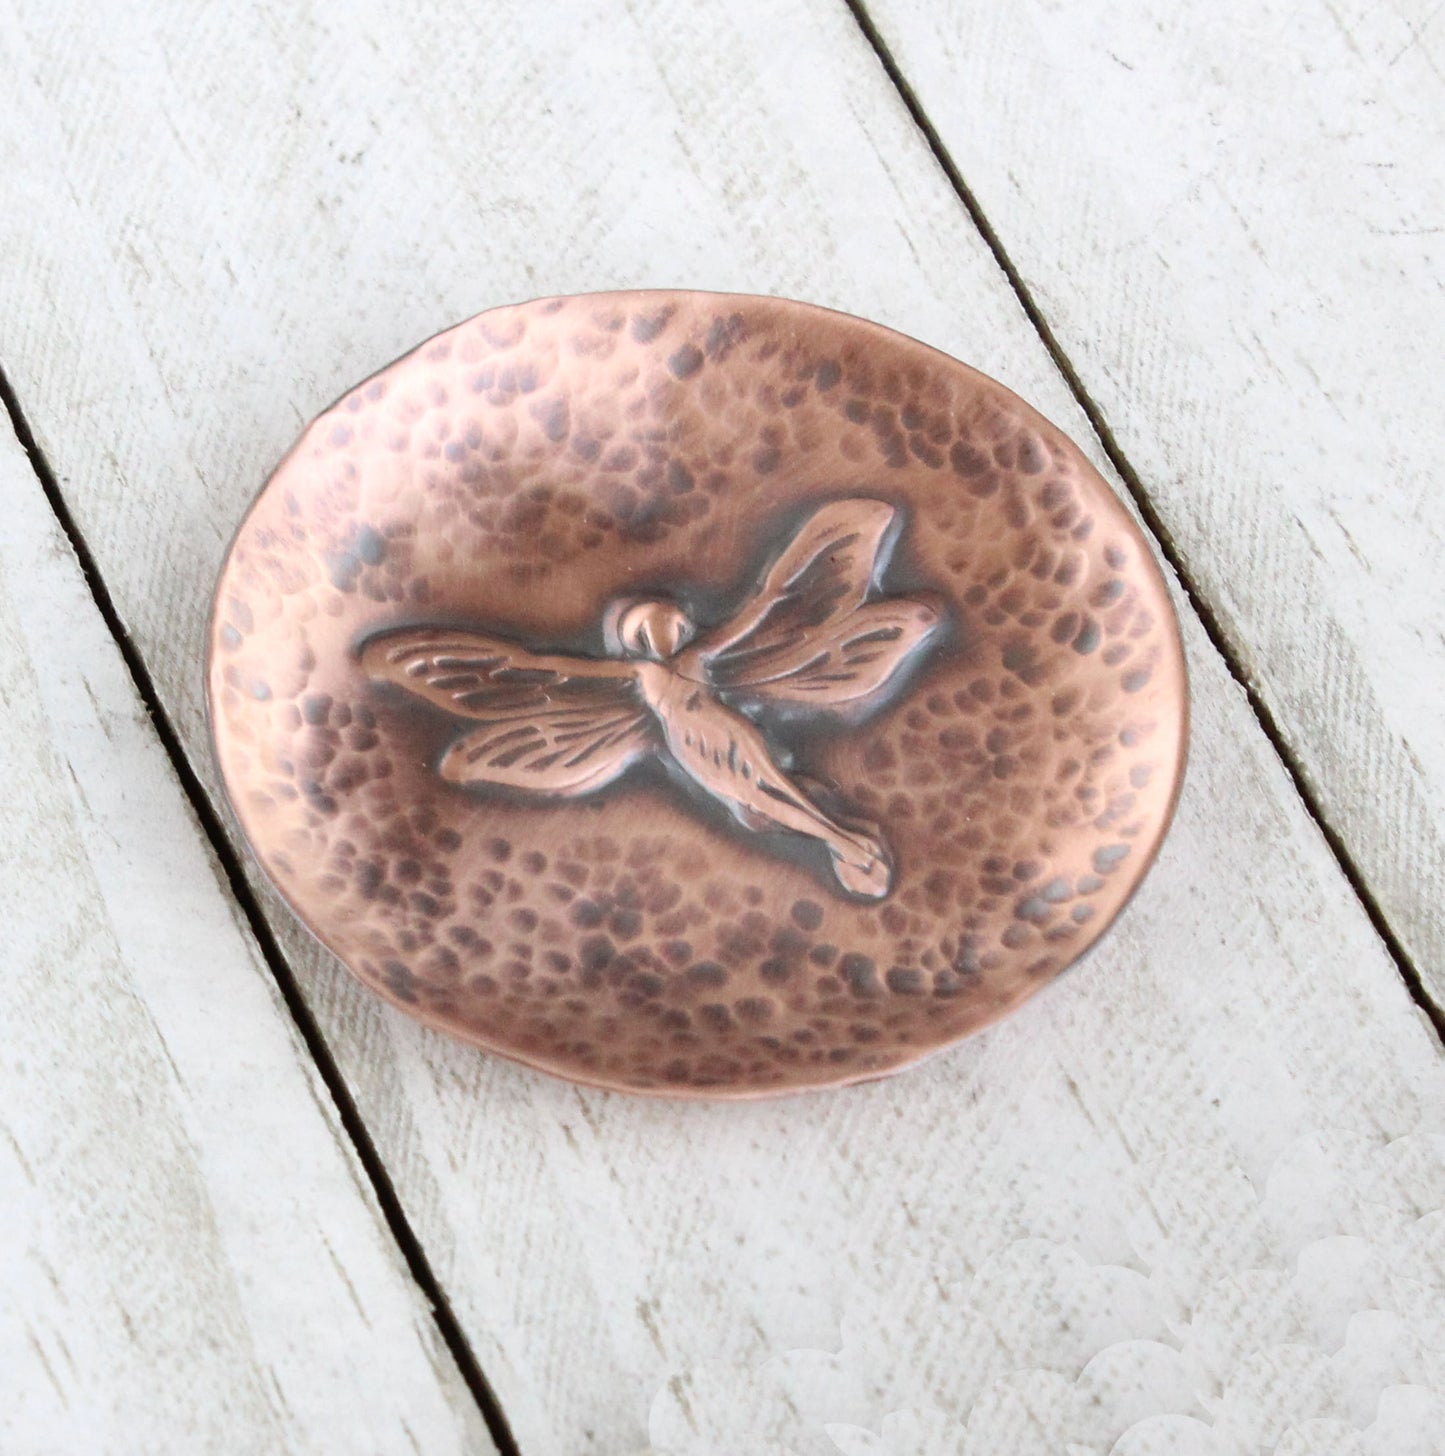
xmin=1 ymin=2 xmax=1441 ymax=1453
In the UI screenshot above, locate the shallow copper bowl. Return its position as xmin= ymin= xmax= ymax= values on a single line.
xmin=206 ymin=290 xmax=1187 ymax=1097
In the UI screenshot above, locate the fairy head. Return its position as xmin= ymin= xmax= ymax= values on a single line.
xmin=604 ymin=597 xmax=696 ymax=661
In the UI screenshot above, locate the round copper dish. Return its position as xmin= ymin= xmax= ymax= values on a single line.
xmin=207 ymin=291 xmax=1187 ymax=1097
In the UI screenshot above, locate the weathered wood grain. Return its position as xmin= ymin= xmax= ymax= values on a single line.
xmin=857 ymin=0 xmax=1445 ymax=1012
xmin=0 ymin=427 xmax=493 ymax=1452
xmin=1 ymin=0 xmax=1442 ymax=1451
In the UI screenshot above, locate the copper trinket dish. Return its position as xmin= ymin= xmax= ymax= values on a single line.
xmin=207 ymin=291 xmax=1187 ymax=1096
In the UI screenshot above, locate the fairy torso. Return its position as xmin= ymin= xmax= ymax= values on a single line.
xmin=632 ymin=657 xmax=702 ymax=726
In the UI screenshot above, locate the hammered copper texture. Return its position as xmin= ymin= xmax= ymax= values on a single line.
xmin=206 ymin=291 xmax=1187 ymax=1097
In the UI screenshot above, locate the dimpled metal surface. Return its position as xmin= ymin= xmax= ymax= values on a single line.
xmin=207 ymin=291 xmax=1187 ymax=1097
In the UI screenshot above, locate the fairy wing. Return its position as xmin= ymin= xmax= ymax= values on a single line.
xmin=361 ymin=628 xmax=653 ymax=795
xmin=680 ymin=498 xmax=942 ymax=711
xmin=713 ymin=598 xmax=942 ymax=711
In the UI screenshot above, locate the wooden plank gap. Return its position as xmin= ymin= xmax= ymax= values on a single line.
xmin=840 ymin=0 xmax=1445 ymax=1044
xmin=0 ymin=364 xmax=526 ymax=1456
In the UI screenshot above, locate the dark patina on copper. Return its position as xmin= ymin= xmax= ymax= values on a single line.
xmin=207 ymin=291 xmax=1188 ymax=1097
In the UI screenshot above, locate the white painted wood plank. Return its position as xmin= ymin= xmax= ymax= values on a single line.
xmin=1 ymin=0 xmax=1442 ymax=1452
xmin=859 ymin=0 xmax=1445 ymax=1009
xmin=0 ymin=430 xmax=492 ymax=1452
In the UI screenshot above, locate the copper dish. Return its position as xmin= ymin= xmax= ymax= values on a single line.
xmin=207 ymin=290 xmax=1187 ymax=1097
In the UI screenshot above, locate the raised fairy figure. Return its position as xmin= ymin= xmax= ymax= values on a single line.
xmin=362 ymin=499 xmax=942 ymax=898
